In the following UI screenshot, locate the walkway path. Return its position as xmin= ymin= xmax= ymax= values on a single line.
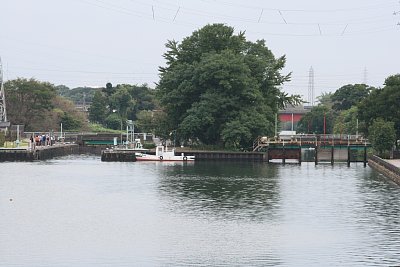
xmin=386 ymin=159 xmax=400 ymax=169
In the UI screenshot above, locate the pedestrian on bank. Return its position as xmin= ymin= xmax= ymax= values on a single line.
xmin=35 ymin=135 xmax=40 ymax=146
xmin=30 ymin=135 xmax=34 ymax=150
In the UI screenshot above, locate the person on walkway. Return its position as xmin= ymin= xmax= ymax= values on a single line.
xmin=41 ymin=135 xmax=46 ymax=146
xmin=35 ymin=135 xmax=40 ymax=146
xmin=30 ymin=135 xmax=34 ymax=150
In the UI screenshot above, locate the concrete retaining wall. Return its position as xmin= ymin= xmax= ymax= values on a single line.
xmin=0 ymin=144 xmax=80 ymax=162
xmin=368 ymin=155 xmax=400 ymax=185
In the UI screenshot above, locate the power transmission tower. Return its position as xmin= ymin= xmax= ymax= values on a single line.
xmin=308 ymin=66 xmax=315 ymax=106
xmin=363 ymin=67 xmax=368 ymax=84
xmin=0 ymin=57 xmax=10 ymax=129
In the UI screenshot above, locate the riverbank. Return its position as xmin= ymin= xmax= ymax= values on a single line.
xmin=368 ymin=155 xmax=400 ymax=185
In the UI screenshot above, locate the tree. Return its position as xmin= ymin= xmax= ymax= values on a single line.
xmin=316 ymin=92 xmax=333 ymax=108
xmin=157 ymin=24 xmax=300 ymax=149
xmin=123 ymin=84 xmax=156 ymax=120
xmin=368 ymin=118 xmax=396 ymax=157
xmin=105 ymin=113 xmax=122 ymax=130
xmin=333 ymin=106 xmax=359 ymax=135
xmin=331 ymin=84 xmax=373 ymax=111
xmin=358 ymin=74 xmax=400 ymax=139
xmin=111 ymin=86 xmax=133 ymax=119
xmin=136 ymin=110 xmax=155 ymax=133
xmin=4 ymin=78 xmax=56 ymax=130
xmin=89 ymin=90 xmax=107 ymax=124
xmin=297 ymin=105 xmax=335 ymax=134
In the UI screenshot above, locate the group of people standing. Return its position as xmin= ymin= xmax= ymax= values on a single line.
xmin=30 ymin=134 xmax=55 ymax=149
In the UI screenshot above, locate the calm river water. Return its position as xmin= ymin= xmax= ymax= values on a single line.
xmin=1 ymin=155 xmax=400 ymax=266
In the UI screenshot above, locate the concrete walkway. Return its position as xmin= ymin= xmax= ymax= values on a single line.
xmin=386 ymin=159 xmax=400 ymax=169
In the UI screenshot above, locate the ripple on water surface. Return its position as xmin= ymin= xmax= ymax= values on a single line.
xmin=1 ymin=156 xmax=400 ymax=266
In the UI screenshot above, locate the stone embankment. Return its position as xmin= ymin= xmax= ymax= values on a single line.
xmin=0 ymin=144 xmax=79 ymax=162
xmin=368 ymin=155 xmax=400 ymax=185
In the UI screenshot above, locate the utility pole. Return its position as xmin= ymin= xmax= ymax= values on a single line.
xmin=0 ymin=57 xmax=10 ymax=130
xmin=308 ymin=66 xmax=315 ymax=106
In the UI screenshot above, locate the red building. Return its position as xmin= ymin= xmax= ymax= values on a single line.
xmin=278 ymin=105 xmax=311 ymax=131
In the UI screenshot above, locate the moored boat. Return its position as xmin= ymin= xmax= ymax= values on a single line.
xmin=135 ymin=145 xmax=194 ymax=161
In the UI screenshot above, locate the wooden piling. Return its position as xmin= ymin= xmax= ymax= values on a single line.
xmin=364 ymin=146 xmax=367 ymax=167
xmin=347 ymin=146 xmax=351 ymax=167
xmin=331 ymin=146 xmax=334 ymax=165
xmin=298 ymin=148 xmax=302 ymax=164
xmin=315 ymin=148 xmax=318 ymax=165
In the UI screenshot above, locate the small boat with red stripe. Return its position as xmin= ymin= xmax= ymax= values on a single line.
xmin=135 ymin=145 xmax=195 ymax=162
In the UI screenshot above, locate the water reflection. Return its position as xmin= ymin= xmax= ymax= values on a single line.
xmin=2 ymin=157 xmax=400 ymax=266
xmin=354 ymin=169 xmax=400 ymax=265
xmin=157 ymin=161 xmax=281 ymax=221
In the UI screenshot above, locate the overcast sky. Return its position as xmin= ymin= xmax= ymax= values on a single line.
xmin=1 ymin=0 xmax=399 ymax=102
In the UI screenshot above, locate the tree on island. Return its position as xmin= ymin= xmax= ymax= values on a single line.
xmin=157 ymin=23 xmax=300 ymax=149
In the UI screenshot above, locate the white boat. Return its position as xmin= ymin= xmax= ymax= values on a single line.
xmin=135 ymin=145 xmax=195 ymax=162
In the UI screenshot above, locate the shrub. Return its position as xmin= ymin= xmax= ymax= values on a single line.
xmin=0 ymin=131 xmax=5 ymax=147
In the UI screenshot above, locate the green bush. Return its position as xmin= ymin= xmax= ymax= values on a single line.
xmin=0 ymin=131 xmax=5 ymax=147
xmin=105 ymin=113 xmax=123 ymax=130
xmin=87 ymin=123 xmax=122 ymax=133
xmin=142 ymin=143 xmax=156 ymax=149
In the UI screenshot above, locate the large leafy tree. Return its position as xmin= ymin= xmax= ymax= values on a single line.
xmin=358 ymin=74 xmax=400 ymax=139
xmin=331 ymin=84 xmax=373 ymax=111
xmin=157 ymin=24 xmax=300 ymax=148
xmin=5 ymin=78 xmax=57 ymax=130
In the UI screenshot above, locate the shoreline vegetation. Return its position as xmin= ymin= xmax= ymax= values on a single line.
xmin=1 ymin=24 xmax=399 ymax=158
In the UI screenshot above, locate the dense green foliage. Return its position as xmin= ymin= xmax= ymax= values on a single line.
xmin=56 ymin=85 xmax=97 ymax=105
xmin=5 ymin=78 xmax=56 ymax=130
xmin=88 ymin=83 xmax=157 ymax=131
xmin=157 ymin=24 xmax=300 ymax=149
xmin=333 ymin=106 xmax=360 ymax=135
xmin=88 ymin=91 xmax=107 ymax=124
xmin=0 ymin=131 xmax=5 ymax=146
xmin=368 ymin=118 xmax=396 ymax=156
xmin=331 ymin=84 xmax=373 ymax=111
xmin=358 ymin=74 xmax=400 ymax=139
xmin=5 ymin=78 xmax=87 ymax=131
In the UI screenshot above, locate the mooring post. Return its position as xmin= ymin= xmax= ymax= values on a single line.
xmin=364 ymin=146 xmax=367 ymax=167
xmin=331 ymin=146 xmax=334 ymax=165
xmin=298 ymin=147 xmax=302 ymax=164
xmin=347 ymin=146 xmax=351 ymax=167
xmin=266 ymin=147 xmax=269 ymax=163
xmin=315 ymin=147 xmax=318 ymax=165
xmin=282 ymin=145 xmax=286 ymax=164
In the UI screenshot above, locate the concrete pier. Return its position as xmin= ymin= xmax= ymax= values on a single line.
xmin=0 ymin=144 xmax=79 ymax=162
xmin=101 ymin=149 xmax=137 ymax=162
